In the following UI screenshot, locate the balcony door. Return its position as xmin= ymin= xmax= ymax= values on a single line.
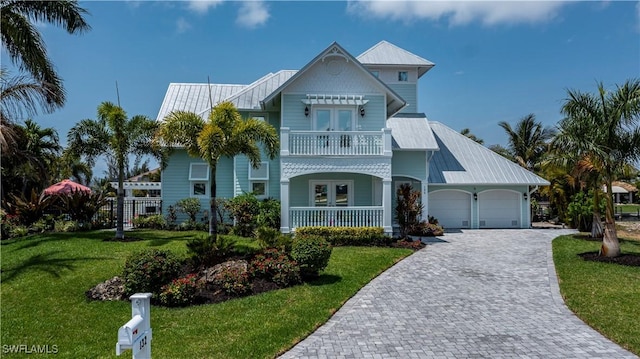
xmin=311 ymin=180 xmax=353 ymax=207
xmin=314 ymin=108 xmax=354 ymax=132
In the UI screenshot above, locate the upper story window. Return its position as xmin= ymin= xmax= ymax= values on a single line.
xmin=398 ymin=71 xmax=408 ymax=82
xmin=250 ymin=113 xmax=267 ymax=122
xmin=371 ymin=71 xmax=379 ymax=78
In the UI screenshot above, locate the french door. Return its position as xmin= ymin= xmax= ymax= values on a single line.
xmin=311 ymin=180 xmax=353 ymax=207
xmin=314 ymin=108 xmax=354 ymax=132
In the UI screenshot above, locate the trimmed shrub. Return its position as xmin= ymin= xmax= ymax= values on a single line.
xmin=255 ymin=226 xmax=293 ymax=252
xmin=159 ymin=274 xmax=202 ymax=307
xmin=256 ymin=198 xmax=281 ymax=229
xmin=212 ymin=266 xmax=251 ymax=296
xmin=131 ymin=214 xmax=166 ymax=229
xmin=250 ymin=248 xmax=301 ymax=287
xmin=54 ymin=220 xmax=79 ymax=232
xmin=176 ymin=198 xmax=201 ymax=222
xmin=225 ymin=192 xmax=260 ymax=237
xmin=186 ymin=235 xmax=236 ymax=268
xmin=295 ymin=227 xmax=391 ymax=246
xmin=291 ymin=235 xmax=332 ymax=279
xmin=122 ymin=249 xmax=182 ymax=296
xmin=408 ymin=220 xmax=444 ymax=237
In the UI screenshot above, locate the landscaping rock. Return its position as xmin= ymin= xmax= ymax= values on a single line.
xmin=199 ymin=260 xmax=249 ymax=285
xmin=86 ymin=276 xmax=125 ymax=301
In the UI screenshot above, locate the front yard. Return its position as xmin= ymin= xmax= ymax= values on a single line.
xmin=0 ymin=230 xmax=412 ymax=358
xmin=553 ymin=232 xmax=640 ymax=355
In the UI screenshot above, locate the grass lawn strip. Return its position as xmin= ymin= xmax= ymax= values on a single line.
xmin=553 ymin=234 xmax=640 ymax=355
xmin=1 ymin=230 xmax=412 ymax=358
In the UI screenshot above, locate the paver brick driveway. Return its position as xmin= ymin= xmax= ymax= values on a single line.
xmin=281 ymin=229 xmax=637 ymax=358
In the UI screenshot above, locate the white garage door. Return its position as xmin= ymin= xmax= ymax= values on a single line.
xmin=478 ymin=190 xmax=520 ymax=228
xmin=429 ymin=190 xmax=471 ymax=229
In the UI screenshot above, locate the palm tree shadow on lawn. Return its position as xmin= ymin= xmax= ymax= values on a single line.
xmin=306 ymin=274 xmax=342 ymax=286
xmin=0 ymin=251 xmax=110 ymax=283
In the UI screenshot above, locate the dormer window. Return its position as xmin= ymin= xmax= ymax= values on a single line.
xmin=398 ymin=71 xmax=408 ymax=82
xmin=371 ymin=71 xmax=379 ymax=78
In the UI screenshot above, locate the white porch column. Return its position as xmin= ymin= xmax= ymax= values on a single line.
xmin=280 ymin=127 xmax=290 ymax=157
xmin=421 ymin=180 xmax=428 ymax=221
xmin=383 ymin=128 xmax=392 ymax=157
xmin=383 ymin=178 xmax=393 ymax=235
xmin=280 ymin=179 xmax=290 ymax=233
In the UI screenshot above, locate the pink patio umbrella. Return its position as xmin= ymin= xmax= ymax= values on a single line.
xmin=42 ymin=179 xmax=92 ymax=195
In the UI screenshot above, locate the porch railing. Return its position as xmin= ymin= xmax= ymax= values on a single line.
xmin=282 ymin=129 xmax=390 ymax=156
xmin=290 ymin=206 xmax=383 ymax=228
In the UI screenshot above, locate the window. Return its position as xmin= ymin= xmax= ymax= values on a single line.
xmin=189 ymin=163 xmax=209 ymax=181
xmin=248 ymin=162 xmax=269 ymax=180
xmin=371 ymin=70 xmax=379 ymax=78
xmin=250 ymin=114 xmax=267 ymax=122
xmin=251 ymin=181 xmax=267 ymax=198
xmin=398 ymin=71 xmax=408 ymax=82
xmin=192 ymin=182 xmax=207 ymax=197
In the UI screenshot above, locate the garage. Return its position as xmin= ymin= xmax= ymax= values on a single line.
xmin=428 ymin=190 xmax=471 ymax=229
xmin=478 ymin=190 xmax=521 ymax=228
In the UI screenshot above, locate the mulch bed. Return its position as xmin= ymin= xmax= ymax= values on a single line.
xmin=579 ymin=252 xmax=640 ymax=267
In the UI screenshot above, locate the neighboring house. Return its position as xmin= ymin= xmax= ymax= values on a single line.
xmin=156 ymin=40 xmax=549 ymax=233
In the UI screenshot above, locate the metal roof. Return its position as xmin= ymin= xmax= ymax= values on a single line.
xmin=388 ymin=113 xmax=438 ymax=150
xmin=428 ymin=121 xmax=550 ymax=185
xmin=198 ymin=70 xmax=297 ymax=117
xmin=155 ymin=83 xmax=245 ymax=121
xmin=357 ymin=40 xmax=435 ymax=78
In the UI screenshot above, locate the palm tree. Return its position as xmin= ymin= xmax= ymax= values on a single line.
xmin=1 ymin=68 xmax=57 ymax=152
xmin=498 ymin=114 xmax=555 ymax=172
xmin=555 ymin=79 xmax=640 ymax=257
xmin=66 ymin=102 xmax=165 ymax=240
xmin=157 ymin=101 xmax=279 ymax=235
xmin=1 ymin=0 xmax=90 ymax=107
xmin=460 ymin=128 xmax=484 ymax=144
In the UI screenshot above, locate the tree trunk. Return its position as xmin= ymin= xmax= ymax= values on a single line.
xmin=591 ymin=189 xmax=603 ymax=238
xmin=115 ymin=163 xmax=125 ymax=240
xmin=208 ymin=165 xmax=217 ymax=237
xmin=601 ymin=180 xmax=620 ymax=257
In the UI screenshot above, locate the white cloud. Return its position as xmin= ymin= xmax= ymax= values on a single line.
xmin=347 ymin=1 xmax=569 ymax=26
xmin=176 ymin=17 xmax=192 ymax=33
xmin=187 ymin=0 xmax=223 ymax=14
xmin=454 ymin=70 xmax=464 ymax=75
xmin=236 ymin=1 xmax=270 ymax=29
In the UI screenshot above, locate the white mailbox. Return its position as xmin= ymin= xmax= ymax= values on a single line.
xmin=116 ymin=293 xmax=152 ymax=359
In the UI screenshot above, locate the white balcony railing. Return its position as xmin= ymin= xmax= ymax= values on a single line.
xmin=281 ymin=128 xmax=391 ymax=156
xmin=290 ymin=206 xmax=384 ymax=228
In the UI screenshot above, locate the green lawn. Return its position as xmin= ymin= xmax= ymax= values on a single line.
xmin=615 ymin=203 xmax=640 ymax=214
xmin=553 ymin=234 xmax=640 ymax=355
xmin=0 ymin=230 xmax=412 ymax=358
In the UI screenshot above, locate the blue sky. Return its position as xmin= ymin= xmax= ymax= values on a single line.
xmin=2 ymin=1 xmax=639 ymax=176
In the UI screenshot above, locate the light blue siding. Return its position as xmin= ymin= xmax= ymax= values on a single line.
xmin=282 ymin=94 xmax=387 ymax=131
xmin=388 ymin=83 xmax=417 ymax=113
xmin=162 ymin=149 xmax=234 ymax=223
xmin=392 ymin=151 xmax=426 ymax=180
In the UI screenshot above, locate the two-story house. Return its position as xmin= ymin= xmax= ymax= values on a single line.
xmin=156 ymin=41 xmax=548 ymax=233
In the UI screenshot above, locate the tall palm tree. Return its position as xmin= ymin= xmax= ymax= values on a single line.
xmin=1 ymin=0 xmax=90 ymax=107
xmin=157 ymin=101 xmax=279 ymax=236
xmin=555 ymin=79 xmax=640 ymax=257
xmin=66 ymin=102 xmax=165 ymax=240
xmin=498 ymin=113 xmax=555 ymax=172
xmin=460 ymin=128 xmax=484 ymax=144
xmin=1 ymin=119 xmax=61 ymax=199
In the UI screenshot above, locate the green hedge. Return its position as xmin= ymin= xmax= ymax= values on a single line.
xmin=295 ymin=227 xmax=391 ymax=246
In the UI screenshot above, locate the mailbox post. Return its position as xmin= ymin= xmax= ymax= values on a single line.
xmin=116 ymin=293 xmax=152 ymax=359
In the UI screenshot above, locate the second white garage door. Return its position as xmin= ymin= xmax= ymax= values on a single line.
xmin=478 ymin=190 xmax=521 ymax=228
xmin=429 ymin=190 xmax=471 ymax=229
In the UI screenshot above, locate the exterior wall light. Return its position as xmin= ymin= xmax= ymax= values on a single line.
xmin=359 ymin=106 xmax=365 ymax=117
xmin=473 ymin=192 xmax=478 ymax=201
xmin=524 ymin=192 xmax=528 ymax=200
xmin=304 ymin=105 xmax=310 ymax=117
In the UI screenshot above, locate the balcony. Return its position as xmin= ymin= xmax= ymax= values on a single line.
xmin=290 ymin=206 xmax=384 ymax=229
xmin=281 ymin=128 xmax=392 ymax=157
